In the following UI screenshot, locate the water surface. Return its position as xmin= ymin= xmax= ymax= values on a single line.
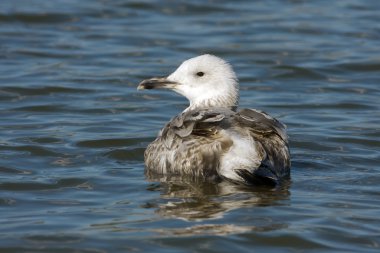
xmin=1 ymin=0 xmax=380 ymax=252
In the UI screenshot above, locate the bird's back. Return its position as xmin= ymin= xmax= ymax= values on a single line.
xmin=144 ymin=107 xmax=290 ymax=185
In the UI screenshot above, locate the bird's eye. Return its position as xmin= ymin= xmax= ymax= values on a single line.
xmin=196 ymin=71 xmax=205 ymax=77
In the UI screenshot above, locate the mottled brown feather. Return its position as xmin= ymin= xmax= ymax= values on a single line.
xmin=144 ymin=107 xmax=290 ymax=184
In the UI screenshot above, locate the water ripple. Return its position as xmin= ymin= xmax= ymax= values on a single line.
xmin=0 ymin=166 xmax=32 ymax=175
xmin=0 ymin=145 xmax=62 ymax=157
xmin=105 ymin=148 xmax=145 ymax=162
xmin=76 ymin=137 xmax=151 ymax=148
xmin=0 ymin=13 xmax=73 ymax=23
xmin=0 ymin=178 xmax=89 ymax=191
xmin=1 ymin=86 xmax=93 ymax=96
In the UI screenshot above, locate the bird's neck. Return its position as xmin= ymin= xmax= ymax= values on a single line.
xmin=185 ymin=94 xmax=239 ymax=112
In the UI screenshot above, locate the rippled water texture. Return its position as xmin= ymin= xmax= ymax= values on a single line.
xmin=1 ymin=0 xmax=380 ymax=252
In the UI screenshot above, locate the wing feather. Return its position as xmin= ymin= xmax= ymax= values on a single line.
xmin=145 ymin=107 xmax=290 ymax=185
xmin=234 ymin=108 xmax=291 ymax=183
xmin=145 ymin=108 xmax=233 ymax=179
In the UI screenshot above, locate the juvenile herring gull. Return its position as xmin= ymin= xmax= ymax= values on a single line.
xmin=137 ymin=54 xmax=290 ymax=186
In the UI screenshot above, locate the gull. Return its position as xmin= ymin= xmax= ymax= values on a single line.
xmin=137 ymin=54 xmax=290 ymax=186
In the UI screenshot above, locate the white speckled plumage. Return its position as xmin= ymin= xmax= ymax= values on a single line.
xmin=138 ymin=54 xmax=290 ymax=185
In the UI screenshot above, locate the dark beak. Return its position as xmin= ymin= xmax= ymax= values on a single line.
xmin=137 ymin=77 xmax=178 ymax=90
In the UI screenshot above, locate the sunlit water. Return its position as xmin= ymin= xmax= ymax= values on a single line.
xmin=1 ymin=0 xmax=380 ymax=252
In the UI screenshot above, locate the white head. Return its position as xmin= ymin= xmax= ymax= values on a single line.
xmin=138 ymin=54 xmax=239 ymax=111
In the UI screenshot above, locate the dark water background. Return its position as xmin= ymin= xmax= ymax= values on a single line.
xmin=1 ymin=0 xmax=380 ymax=252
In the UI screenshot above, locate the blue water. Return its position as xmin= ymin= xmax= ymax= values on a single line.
xmin=1 ymin=0 xmax=380 ymax=252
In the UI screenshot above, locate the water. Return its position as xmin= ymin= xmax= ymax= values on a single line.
xmin=1 ymin=0 xmax=379 ymax=252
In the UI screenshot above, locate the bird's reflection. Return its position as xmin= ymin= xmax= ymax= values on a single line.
xmin=145 ymin=173 xmax=291 ymax=221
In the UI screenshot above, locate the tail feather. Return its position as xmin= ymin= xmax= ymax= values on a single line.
xmin=236 ymin=165 xmax=278 ymax=187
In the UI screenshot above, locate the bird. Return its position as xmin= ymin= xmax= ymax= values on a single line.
xmin=137 ymin=54 xmax=290 ymax=186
